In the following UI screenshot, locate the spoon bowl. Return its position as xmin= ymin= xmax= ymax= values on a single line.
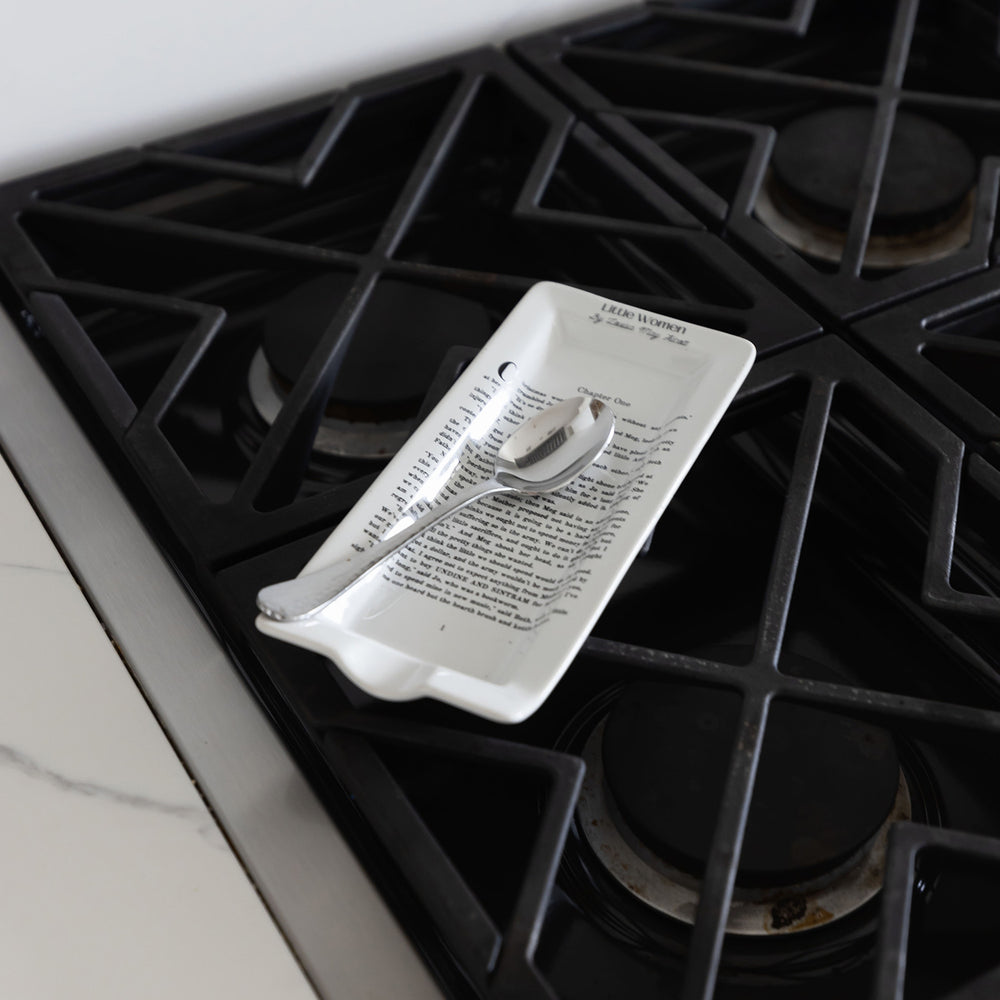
xmin=257 ymin=396 xmax=615 ymax=622
xmin=495 ymin=396 xmax=613 ymax=491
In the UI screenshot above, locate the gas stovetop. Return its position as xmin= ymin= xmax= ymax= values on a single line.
xmin=2 ymin=3 xmax=1000 ymax=998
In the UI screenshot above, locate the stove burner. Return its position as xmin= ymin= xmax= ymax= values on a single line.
xmin=756 ymin=108 xmax=976 ymax=269
xmin=249 ymin=275 xmax=492 ymax=459
xmin=772 ymin=108 xmax=974 ymax=235
xmin=246 ymin=347 xmax=411 ymax=460
xmin=601 ymin=682 xmax=900 ymax=887
xmin=579 ymin=714 xmax=912 ymax=936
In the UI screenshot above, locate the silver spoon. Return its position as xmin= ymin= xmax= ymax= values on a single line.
xmin=256 ymin=395 xmax=615 ymax=622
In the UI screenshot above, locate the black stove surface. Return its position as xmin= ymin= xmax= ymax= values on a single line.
xmin=514 ymin=0 xmax=1000 ymax=322
xmin=2 ymin=4 xmax=1000 ymax=999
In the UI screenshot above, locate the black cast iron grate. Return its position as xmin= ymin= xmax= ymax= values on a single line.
xmin=852 ymin=264 xmax=1000 ymax=443
xmin=0 ymin=25 xmax=999 ymax=1000
xmin=188 ymin=332 xmax=1000 ymax=998
xmin=512 ymin=0 xmax=1000 ymax=323
xmin=874 ymin=823 xmax=1000 ymax=999
xmin=0 ymin=47 xmax=818 ymax=570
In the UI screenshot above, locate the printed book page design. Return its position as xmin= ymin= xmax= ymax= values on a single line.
xmin=362 ymin=375 xmax=688 ymax=638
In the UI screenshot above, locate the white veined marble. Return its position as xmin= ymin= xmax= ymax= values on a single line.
xmin=0 ymin=460 xmax=317 ymax=1000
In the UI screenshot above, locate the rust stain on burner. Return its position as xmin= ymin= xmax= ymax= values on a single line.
xmin=769 ymin=896 xmax=807 ymax=929
xmin=767 ymin=898 xmax=834 ymax=933
xmin=798 ymin=907 xmax=834 ymax=930
xmin=577 ymin=719 xmax=911 ymax=936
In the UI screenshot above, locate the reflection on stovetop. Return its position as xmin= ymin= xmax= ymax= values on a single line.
xmin=2 ymin=5 xmax=1000 ymax=999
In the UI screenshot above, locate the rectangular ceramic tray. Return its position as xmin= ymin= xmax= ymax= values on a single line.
xmin=256 ymin=282 xmax=755 ymax=722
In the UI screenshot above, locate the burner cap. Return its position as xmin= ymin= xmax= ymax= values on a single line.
xmin=262 ymin=275 xmax=492 ymax=421
xmin=770 ymin=108 xmax=976 ymax=236
xmin=601 ymin=682 xmax=900 ymax=888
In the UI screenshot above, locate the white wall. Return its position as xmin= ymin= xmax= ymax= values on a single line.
xmin=2 ymin=0 xmax=619 ymax=180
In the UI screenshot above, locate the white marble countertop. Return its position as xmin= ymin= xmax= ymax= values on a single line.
xmin=0 ymin=454 xmax=318 ymax=1000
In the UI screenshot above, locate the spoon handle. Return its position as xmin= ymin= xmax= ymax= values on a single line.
xmin=256 ymin=479 xmax=511 ymax=622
